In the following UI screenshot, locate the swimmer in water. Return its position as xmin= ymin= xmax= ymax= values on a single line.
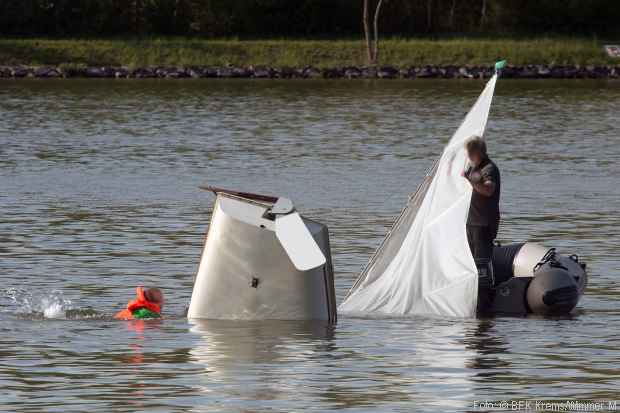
xmin=114 ymin=287 xmax=164 ymax=320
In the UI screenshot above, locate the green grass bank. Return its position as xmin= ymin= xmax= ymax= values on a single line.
xmin=0 ymin=37 xmax=615 ymax=68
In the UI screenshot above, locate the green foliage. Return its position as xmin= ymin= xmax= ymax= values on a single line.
xmin=0 ymin=0 xmax=618 ymax=37
xmin=0 ymin=38 xmax=613 ymax=67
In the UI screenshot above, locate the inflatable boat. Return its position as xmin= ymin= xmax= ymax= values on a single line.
xmin=187 ymin=187 xmax=337 ymax=322
xmin=489 ymin=242 xmax=588 ymax=316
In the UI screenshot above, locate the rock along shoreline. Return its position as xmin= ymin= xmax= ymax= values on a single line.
xmin=1 ymin=64 xmax=619 ymax=79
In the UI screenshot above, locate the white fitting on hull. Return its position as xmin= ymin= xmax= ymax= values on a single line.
xmin=188 ymin=192 xmax=336 ymax=321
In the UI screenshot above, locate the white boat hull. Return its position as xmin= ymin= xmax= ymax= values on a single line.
xmin=188 ymin=192 xmax=336 ymax=321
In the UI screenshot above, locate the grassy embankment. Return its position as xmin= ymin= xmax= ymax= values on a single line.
xmin=0 ymin=37 xmax=615 ymax=68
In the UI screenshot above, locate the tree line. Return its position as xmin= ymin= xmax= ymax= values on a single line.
xmin=1 ymin=0 xmax=618 ymax=37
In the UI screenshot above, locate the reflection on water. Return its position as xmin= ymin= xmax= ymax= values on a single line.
xmin=189 ymin=319 xmax=335 ymax=364
xmin=189 ymin=320 xmax=337 ymax=410
xmin=1 ymin=79 xmax=619 ymax=412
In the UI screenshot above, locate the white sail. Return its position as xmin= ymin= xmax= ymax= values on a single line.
xmin=339 ymin=74 xmax=498 ymax=317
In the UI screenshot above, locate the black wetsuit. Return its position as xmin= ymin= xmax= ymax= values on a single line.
xmin=465 ymin=156 xmax=501 ymax=314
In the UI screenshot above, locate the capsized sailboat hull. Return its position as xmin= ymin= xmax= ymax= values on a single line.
xmin=188 ymin=189 xmax=337 ymax=322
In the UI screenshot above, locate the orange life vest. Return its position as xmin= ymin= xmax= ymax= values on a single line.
xmin=114 ymin=286 xmax=161 ymax=320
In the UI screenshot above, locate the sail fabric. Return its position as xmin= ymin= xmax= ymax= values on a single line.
xmin=339 ymin=74 xmax=498 ymax=318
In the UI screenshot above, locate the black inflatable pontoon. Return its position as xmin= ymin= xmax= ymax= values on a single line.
xmin=489 ymin=243 xmax=587 ymax=316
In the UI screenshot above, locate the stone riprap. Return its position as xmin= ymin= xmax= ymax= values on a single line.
xmin=1 ymin=65 xmax=619 ymax=79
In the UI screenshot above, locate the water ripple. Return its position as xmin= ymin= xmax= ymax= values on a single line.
xmin=1 ymin=79 xmax=619 ymax=412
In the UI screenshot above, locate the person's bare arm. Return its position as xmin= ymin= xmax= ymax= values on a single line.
xmin=471 ymin=179 xmax=496 ymax=197
xmin=464 ymin=163 xmax=497 ymax=197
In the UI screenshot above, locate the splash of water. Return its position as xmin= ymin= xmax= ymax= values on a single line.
xmin=2 ymin=288 xmax=74 ymax=319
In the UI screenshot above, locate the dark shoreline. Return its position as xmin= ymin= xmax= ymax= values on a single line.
xmin=2 ymin=64 xmax=619 ymax=79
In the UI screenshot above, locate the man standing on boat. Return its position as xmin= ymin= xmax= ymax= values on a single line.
xmin=463 ymin=136 xmax=501 ymax=314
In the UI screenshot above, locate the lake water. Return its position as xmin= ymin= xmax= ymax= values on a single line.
xmin=1 ymin=79 xmax=619 ymax=412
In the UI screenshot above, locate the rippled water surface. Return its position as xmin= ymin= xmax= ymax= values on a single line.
xmin=1 ymin=79 xmax=619 ymax=412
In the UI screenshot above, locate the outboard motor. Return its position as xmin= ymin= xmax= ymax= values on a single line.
xmin=490 ymin=243 xmax=587 ymax=316
xmin=527 ymin=249 xmax=587 ymax=315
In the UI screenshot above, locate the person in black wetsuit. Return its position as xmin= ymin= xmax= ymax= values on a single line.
xmin=463 ymin=136 xmax=501 ymax=315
